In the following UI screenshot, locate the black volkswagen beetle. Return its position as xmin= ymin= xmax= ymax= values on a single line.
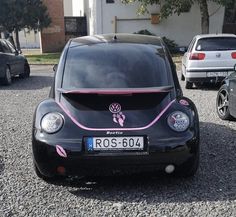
xmin=216 ymin=64 xmax=236 ymax=120
xmin=32 ymin=34 xmax=200 ymax=180
xmin=0 ymin=39 xmax=30 ymax=85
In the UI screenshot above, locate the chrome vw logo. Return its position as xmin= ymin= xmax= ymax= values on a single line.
xmin=216 ymin=53 xmax=221 ymax=58
xmin=109 ymin=103 xmax=121 ymax=114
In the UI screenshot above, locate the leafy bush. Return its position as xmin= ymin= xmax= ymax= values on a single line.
xmin=134 ymin=29 xmax=155 ymax=36
xmin=133 ymin=29 xmax=179 ymax=53
xmin=162 ymin=37 xmax=179 ymax=53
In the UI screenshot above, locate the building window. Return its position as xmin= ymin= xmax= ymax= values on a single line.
xmin=106 ymin=0 xmax=115 ymax=3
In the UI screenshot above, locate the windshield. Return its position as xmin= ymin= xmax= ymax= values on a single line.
xmin=196 ymin=37 xmax=236 ymax=51
xmin=62 ymin=43 xmax=170 ymax=89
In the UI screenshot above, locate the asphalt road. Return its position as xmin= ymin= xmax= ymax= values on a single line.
xmin=0 ymin=65 xmax=236 ymax=217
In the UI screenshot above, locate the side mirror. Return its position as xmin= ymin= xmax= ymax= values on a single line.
xmin=53 ymin=64 xmax=58 ymax=72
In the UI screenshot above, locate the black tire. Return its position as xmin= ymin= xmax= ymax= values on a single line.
xmin=181 ymin=73 xmax=185 ymax=81
xmin=19 ymin=63 xmax=30 ymax=79
xmin=2 ymin=66 xmax=12 ymax=85
xmin=216 ymin=84 xmax=234 ymax=120
xmin=185 ymin=80 xmax=193 ymax=89
xmin=194 ymin=82 xmax=202 ymax=88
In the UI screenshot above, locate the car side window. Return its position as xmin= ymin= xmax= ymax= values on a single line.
xmin=1 ymin=41 xmax=12 ymax=53
xmin=6 ymin=41 xmax=16 ymax=53
xmin=0 ymin=43 xmax=4 ymax=53
xmin=187 ymin=38 xmax=196 ymax=52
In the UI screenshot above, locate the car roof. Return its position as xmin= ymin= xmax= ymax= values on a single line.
xmin=70 ymin=33 xmax=163 ymax=47
xmin=194 ymin=34 xmax=236 ymax=40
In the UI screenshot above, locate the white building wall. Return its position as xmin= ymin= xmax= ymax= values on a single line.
xmin=19 ymin=30 xmax=40 ymax=49
xmin=85 ymin=0 xmax=101 ymax=35
xmin=64 ymin=0 xmax=73 ymax=16
xmin=84 ymin=0 xmax=90 ymax=34
xmin=72 ymin=0 xmax=84 ymax=16
xmin=64 ymin=0 xmax=84 ymax=16
xmin=87 ymin=0 xmax=225 ymax=46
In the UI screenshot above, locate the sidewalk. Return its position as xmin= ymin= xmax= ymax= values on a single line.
xmin=22 ymin=49 xmax=41 ymax=55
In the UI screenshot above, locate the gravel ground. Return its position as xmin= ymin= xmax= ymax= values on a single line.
xmin=0 ymin=65 xmax=236 ymax=217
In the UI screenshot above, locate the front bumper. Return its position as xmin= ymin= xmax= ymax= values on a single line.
xmin=32 ymin=135 xmax=199 ymax=177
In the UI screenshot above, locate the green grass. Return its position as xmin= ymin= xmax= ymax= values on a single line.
xmin=25 ymin=53 xmax=61 ymax=65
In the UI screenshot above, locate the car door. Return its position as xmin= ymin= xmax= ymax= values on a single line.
xmin=0 ymin=41 xmax=5 ymax=63
xmin=229 ymin=72 xmax=236 ymax=117
xmin=0 ymin=40 xmax=18 ymax=75
xmin=182 ymin=38 xmax=196 ymax=75
xmin=5 ymin=40 xmax=25 ymax=75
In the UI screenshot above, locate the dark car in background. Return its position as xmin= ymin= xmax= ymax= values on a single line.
xmin=0 ymin=39 xmax=30 ymax=85
xmin=32 ymin=34 xmax=200 ymax=181
xmin=216 ymin=64 xmax=236 ymax=120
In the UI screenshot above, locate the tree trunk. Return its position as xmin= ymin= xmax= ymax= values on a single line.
xmin=14 ymin=27 xmax=21 ymax=51
xmin=199 ymin=0 xmax=209 ymax=34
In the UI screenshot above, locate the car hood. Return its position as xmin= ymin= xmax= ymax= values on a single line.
xmin=57 ymin=87 xmax=174 ymax=131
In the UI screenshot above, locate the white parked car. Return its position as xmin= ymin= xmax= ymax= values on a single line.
xmin=181 ymin=34 xmax=236 ymax=89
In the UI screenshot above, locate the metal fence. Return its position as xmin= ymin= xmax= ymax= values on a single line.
xmin=223 ymin=24 xmax=236 ymax=35
xmin=64 ymin=16 xmax=87 ymax=38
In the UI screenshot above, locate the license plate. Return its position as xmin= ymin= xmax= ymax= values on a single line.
xmin=207 ymin=72 xmax=228 ymax=77
xmin=85 ymin=136 xmax=144 ymax=151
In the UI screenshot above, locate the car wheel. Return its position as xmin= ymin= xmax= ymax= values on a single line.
xmin=33 ymin=162 xmax=57 ymax=182
xmin=181 ymin=73 xmax=185 ymax=81
xmin=216 ymin=84 xmax=233 ymax=120
xmin=2 ymin=66 xmax=12 ymax=85
xmin=185 ymin=81 xmax=193 ymax=89
xmin=19 ymin=63 xmax=30 ymax=79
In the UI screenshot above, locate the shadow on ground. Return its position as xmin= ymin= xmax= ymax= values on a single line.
xmin=46 ymin=121 xmax=236 ymax=203
xmin=193 ymin=83 xmax=221 ymax=91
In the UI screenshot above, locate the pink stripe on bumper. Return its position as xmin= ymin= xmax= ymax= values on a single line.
xmin=56 ymin=100 xmax=175 ymax=132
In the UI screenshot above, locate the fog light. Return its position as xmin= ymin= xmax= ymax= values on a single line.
xmin=165 ymin=165 xmax=175 ymax=174
xmin=57 ymin=166 xmax=66 ymax=175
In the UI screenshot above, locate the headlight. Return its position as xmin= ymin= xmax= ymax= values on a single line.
xmin=167 ymin=111 xmax=190 ymax=132
xmin=41 ymin=112 xmax=64 ymax=134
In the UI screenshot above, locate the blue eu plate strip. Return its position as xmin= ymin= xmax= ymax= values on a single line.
xmin=87 ymin=137 xmax=94 ymax=151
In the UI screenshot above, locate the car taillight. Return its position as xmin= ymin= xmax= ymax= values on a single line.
xmin=189 ymin=53 xmax=205 ymax=60
xmin=41 ymin=112 xmax=64 ymax=134
xmin=167 ymin=111 xmax=190 ymax=132
xmin=231 ymin=52 xmax=236 ymax=59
